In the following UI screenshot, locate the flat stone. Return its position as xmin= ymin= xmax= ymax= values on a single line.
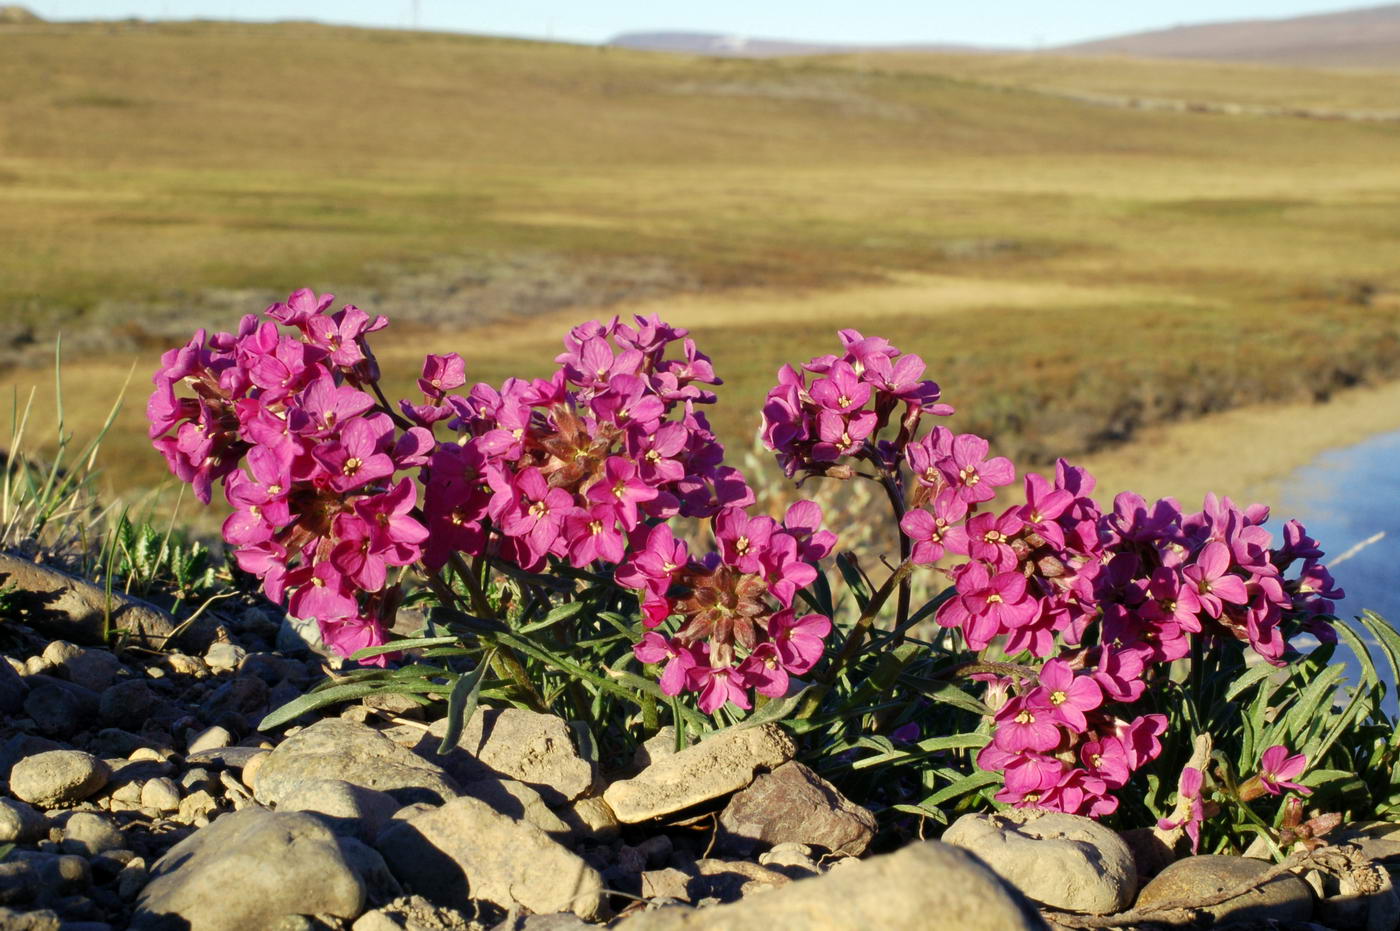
xmin=376 ymin=795 xmax=606 ymax=919
xmin=8 ymin=751 xmax=110 ymax=809
xmin=253 ymin=720 xmax=459 ymax=808
xmin=0 ymin=798 xmax=47 ymax=844
xmin=1134 ymin=855 xmax=1313 ymax=926
xmin=204 ymin=642 xmax=247 ymax=673
xmin=642 ymin=867 xmax=693 ymax=902
xmin=613 ymin=840 xmax=1047 ymax=931
xmin=133 ymin=808 xmax=366 ymax=931
xmin=1334 ymin=821 xmax=1400 ymax=865
xmin=718 ymin=761 xmax=875 ymax=857
xmin=459 ymin=777 xmax=570 ymax=839
xmin=0 ymin=907 xmax=61 ymax=930
xmin=603 ymin=724 xmax=796 ymax=823
xmin=418 ymin=707 xmax=593 ymax=807
xmin=58 ymin=812 xmax=125 ymax=857
xmin=943 ymin=809 xmax=1136 ymax=915
xmin=184 ymin=746 xmax=269 ymax=770
xmin=0 ymin=553 xmax=213 ymax=651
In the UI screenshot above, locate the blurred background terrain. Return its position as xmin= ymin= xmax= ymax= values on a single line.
xmin=1 ymin=3 xmax=1398 ymax=525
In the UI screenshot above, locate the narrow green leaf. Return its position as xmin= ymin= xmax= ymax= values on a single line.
xmin=351 ymin=635 xmax=461 ymax=660
xmin=900 ymin=675 xmax=993 ymax=717
xmin=920 ymin=769 xmax=1002 ymax=809
xmin=849 ymin=732 xmax=988 ymax=770
xmin=734 ymin=685 xmax=815 ymax=730
xmin=259 ymin=683 xmax=388 ymax=731
xmin=437 ymin=651 xmax=494 ymax=755
xmin=1225 ymin=663 xmax=1278 ymax=702
xmin=518 ymin=600 xmax=585 ymax=634
xmin=835 ymin=553 xmax=871 ymax=611
xmin=570 ymin=720 xmax=599 ymax=767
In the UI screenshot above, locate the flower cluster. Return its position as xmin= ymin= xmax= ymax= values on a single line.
xmin=760 ymin=332 xmax=1342 ymax=819
xmin=624 ymin=502 xmax=835 ymax=713
xmin=1158 ymin=744 xmax=1311 ymax=852
xmin=761 ymin=329 xmax=952 ymax=479
xmin=149 ymin=290 xmax=424 ymax=658
xmin=152 ymin=293 xmax=839 ymax=710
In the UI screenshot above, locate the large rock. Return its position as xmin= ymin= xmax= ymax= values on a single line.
xmin=614 ymin=840 xmax=1047 ymax=930
xmin=40 ymin=640 xmax=124 ymax=692
xmin=0 ymin=553 xmax=213 ymax=650
xmin=417 ymin=708 xmax=593 ymax=806
xmin=277 ymin=778 xmax=400 ymax=843
xmin=376 ymin=795 xmax=606 ymax=920
xmin=58 ymin=811 xmax=125 ymax=857
xmin=1134 ymin=855 xmax=1313 ymax=926
xmin=1314 ymin=853 xmax=1400 ymax=931
xmin=718 ymin=761 xmax=875 ymax=857
xmin=8 ymin=750 xmax=109 ymax=808
xmin=253 ymin=719 xmax=459 ymax=808
xmin=0 ymin=798 xmax=46 ymax=844
xmin=21 ymin=677 xmax=98 ymax=738
xmin=0 ymin=657 xmax=27 ymax=716
xmin=942 ymin=809 xmax=1136 ymax=915
xmin=603 ymin=724 xmax=795 ymax=823
xmin=132 ymin=808 xmax=366 ymax=931
xmin=1335 ymin=822 xmax=1400 ymax=865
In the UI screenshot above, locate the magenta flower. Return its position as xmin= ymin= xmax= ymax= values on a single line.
xmin=498 ymin=467 xmax=576 ymax=561
xmin=1182 ymin=541 xmax=1249 ymax=618
xmin=941 ymin=433 xmax=1014 ymax=504
xmin=714 ymin=508 xmax=776 ymax=575
xmin=1157 ymin=766 xmax=1206 ymax=853
xmin=992 ymin=693 xmax=1061 ymax=753
xmin=586 ymin=457 xmax=659 ymax=531
xmin=266 ymin=288 xmax=336 ymax=327
xmin=1258 ymin=745 xmax=1311 ymax=796
xmin=738 ymin=643 xmax=790 ymax=697
xmin=937 ymin=562 xmax=1040 ymax=650
xmin=1035 ymin=659 xmax=1103 ymax=733
xmin=809 ymin=361 xmax=871 ymax=413
xmin=687 ymin=660 xmax=752 ymax=714
xmin=768 ymin=610 xmax=831 ymax=674
xmin=633 ymin=633 xmax=698 ymax=696
xmin=418 ymin=353 xmax=467 ymax=398
xmin=563 ymin=504 xmax=626 ymax=567
xmin=313 ymin=414 xmax=396 ymax=493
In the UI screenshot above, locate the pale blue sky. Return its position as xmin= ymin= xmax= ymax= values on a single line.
xmin=26 ymin=1 xmax=1378 ymax=48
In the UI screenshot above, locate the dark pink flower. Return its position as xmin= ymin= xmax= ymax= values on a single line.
xmin=563 ymin=504 xmax=626 ymax=567
xmin=1157 ymin=766 xmax=1206 ymax=853
xmin=634 ymin=632 xmax=698 ymax=696
xmin=738 ymin=643 xmax=790 ymax=697
xmin=769 ymin=610 xmax=831 ymax=674
xmin=941 ymin=433 xmax=1014 ymax=504
xmin=1258 ymin=745 xmax=1311 ymax=796
xmin=1035 ymin=659 xmax=1103 ymax=733
xmin=992 ymin=693 xmax=1061 ymax=753
xmin=688 ymin=660 xmax=751 ymax=714
xmin=1183 ymin=541 xmax=1249 ymax=618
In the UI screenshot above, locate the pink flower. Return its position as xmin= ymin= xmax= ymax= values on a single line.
xmin=1258 ymin=745 xmax=1311 ymax=796
xmin=586 ymin=457 xmax=659 ymax=532
xmin=941 ymin=433 xmax=1014 ymax=504
xmin=563 ymin=504 xmax=626 ymax=567
xmin=768 ymin=610 xmax=831 ymax=674
xmin=1158 ymin=766 xmax=1206 ymax=853
xmin=688 ymin=660 xmax=752 ymax=714
xmin=992 ymin=693 xmax=1062 ymax=753
xmin=713 ymin=508 xmax=775 ymax=575
xmin=1183 ymin=541 xmax=1249 ymax=619
xmin=1035 ymin=659 xmax=1103 ymax=733
xmin=497 ymin=467 xmax=576 ymax=561
xmin=738 ymin=643 xmax=790 ymax=697
xmin=936 ymin=562 xmax=1039 ymax=650
xmin=634 ymin=633 xmax=698 ymax=696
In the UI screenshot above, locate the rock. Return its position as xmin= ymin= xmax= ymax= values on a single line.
xmin=0 ymin=907 xmax=61 ymax=930
xmin=1134 ymin=855 xmax=1313 ymax=926
xmin=254 ymin=720 xmax=459 ymax=808
xmin=603 ymin=724 xmax=795 ymax=823
xmin=1315 ymin=854 xmax=1400 ymax=931
xmin=376 ymin=795 xmax=606 ymax=919
xmin=176 ymin=790 xmax=220 ymax=824
xmin=0 ymin=735 xmax=65 ymax=784
xmin=942 ymin=809 xmax=1136 ymax=915
xmin=632 ymin=727 xmax=680 ymax=771
xmin=337 ymin=836 xmax=405 ymax=908
xmin=352 ymin=894 xmax=476 ymax=931
xmin=98 ymin=681 xmax=155 ymax=729
xmin=242 ymin=750 xmax=271 ymax=790
xmin=132 ymin=808 xmax=366 ymax=931
xmin=40 ymin=641 xmax=123 ymax=693
xmin=614 ymin=840 xmax=1046 ymax=930
xmin=277 ymin=779 xmax=400 ymax=843
xmin=185 ymin=725 xmax=233 ymax=755
xmin=642 ymin=867 xmax=693 ymax=902
xmin=419 ymin=708 xmax=593 ymax=806
xmin=139 ymin=777 xmax=181 ymax=813
xmin=22 ymin=678 xmax=98 ymax=738
xmin=184 ymin=745 xmax=267 ymax=770
xmin=58 ymin=813 xmax=125 ymax=857
xmin=757 ymin=843 xmax=823 ymax=879
xmin=0 ymin=798 xmax=47 ymax=844
xmin=1335 ymin=821 xmax=1400 ymax=865
xmin=204 ymin=642 xmax=247 ymax=673
xmin=0 ymin=553 xmax=212 ymax=651
xmin=459 ymin=777 xmax=570 ymax=839
xmin=718 ymin=761 xmax=875 ymax=857
xmin=694 ymin=858 xmax=791 ymax=901
xmin=8 ymin=751 xmax=110 ymax=808
xmin=0 ymin=851 xmax=90 ymax=907
xmin=559 ymin=795 xmax=620 ymax=842
xmin=0 ymin=656 xmax=28 ymax=715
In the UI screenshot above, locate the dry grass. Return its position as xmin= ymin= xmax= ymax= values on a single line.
xmin=1 ymin=21 xmax=1399 ymax=508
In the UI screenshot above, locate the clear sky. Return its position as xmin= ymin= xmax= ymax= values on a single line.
xmin=24 ymin=1 xmax=1382 ymax=48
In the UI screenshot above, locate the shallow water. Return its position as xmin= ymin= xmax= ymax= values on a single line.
xmin=1271 ymin=428 xmax=1400 ymax=706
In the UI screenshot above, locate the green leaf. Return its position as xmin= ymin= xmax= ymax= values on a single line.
xmin=849 ymin=732 xmax=988 ymax=770
xmin=920 ymin=769 xmax=1002 ymax=809
xmin=1225 ymin=662 xmax=1279 ymax=702
xmin=734 ymin=685 xmax=816 ymax=730
xmin=518 ymin=600 xmax=585 ymax=635
xmin=1263 ymin=663 xmax=1346 ymax=754
xmin=900 ymin=675 xmax=993 ymax=717
xmin=570 ymin=720 xmax=599 ymax=766
xmin=437 ymin=651 xmax=494 ymax=755
xmin=351 ymin=636 xmax=461 ymax=661
xmin=835 ymin=553 xmax=871 ymax=611
xmin=258 ymin=683 xmax=392 ymax=731
xmin=0 ymin=843 xmax=12 ymax=863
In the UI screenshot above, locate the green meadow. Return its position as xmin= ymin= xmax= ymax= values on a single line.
xmin=2 ymin=20 xmax=1399 ymax=501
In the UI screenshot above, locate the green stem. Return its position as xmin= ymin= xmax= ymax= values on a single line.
xmin=795 ymin=558 xmax=916 ymax=719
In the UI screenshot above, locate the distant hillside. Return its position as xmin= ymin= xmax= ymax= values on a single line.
xmin=0 ymin=5 xmax=42 ymax=24
xmin=606 ymin=31 xmax=993 ymax=58
xmin=1057 ymin=3 xmax=1400 ymax=67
